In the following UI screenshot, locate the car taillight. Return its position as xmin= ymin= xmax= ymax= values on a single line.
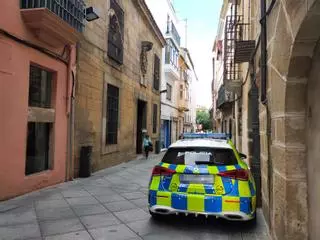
xmin=152 ymin=166 xmax=176 ymax=176
xmin=218 ymin=169 xmax=249 ymax=181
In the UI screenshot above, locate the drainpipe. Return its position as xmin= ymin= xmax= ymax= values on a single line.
xmin=260 ymin=0 xmax=267 ymax=104
xmin=66 ymin=44 xmax=76 ymax=181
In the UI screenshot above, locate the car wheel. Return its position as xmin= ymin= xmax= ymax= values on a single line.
xmin=149 ymin=210 xmax=163 ymax=220
xmin=248 ymin=211 xmax=257 ymax=224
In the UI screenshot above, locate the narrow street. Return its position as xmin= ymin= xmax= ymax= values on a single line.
xmin=0 ymin=154 xmax=269 ymax=240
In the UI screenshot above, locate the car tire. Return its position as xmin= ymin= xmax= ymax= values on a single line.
xmin=149 ymin=210 xmax=163 ymax=220
xmin=248 ymin=211 xmax=257 ymax=224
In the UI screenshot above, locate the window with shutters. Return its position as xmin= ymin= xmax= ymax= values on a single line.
xmin=108 ymin=0 xmax=124 ymax=64
xmin=153 ymin=54 xmax=160 ymax=90
xmin=106 ymin=84 xmax=119 ymax=145
xmin=153 ymin=104 xmax=158 ymax=133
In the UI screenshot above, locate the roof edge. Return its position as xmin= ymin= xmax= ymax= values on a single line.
xmin=134 ymin=0 xmax=166 ymax=47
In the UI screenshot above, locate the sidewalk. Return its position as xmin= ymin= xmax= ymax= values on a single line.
xmin=0 ymin=153 xmax=269 ymax=240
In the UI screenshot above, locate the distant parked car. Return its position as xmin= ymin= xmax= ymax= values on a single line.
xmin=148 ymin=133 xmax=256 ymax=221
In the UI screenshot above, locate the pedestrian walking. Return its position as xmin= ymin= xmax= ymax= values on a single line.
xmin=143 ymin=134 xmax=153 ymax=159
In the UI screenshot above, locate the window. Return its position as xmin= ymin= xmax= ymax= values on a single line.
xmin=26 ymin=122 xmax=51 ymax=175
xmin=29 ymin=66 xmax=52 ymax=108
xmin=26 ymin=65 xmax=54 ymax=175
xmin=153 ymin=104 xmax=158 ymax=133
xmin=165 ymin=39 xmax=178 ymax=69
xmin=161 ymin=147 xmax=237 ymax=166
xmin=108 ymin=0 xmax=124 ymax=64
xmin=180 ymin=84 xmax=183 ymax=99
xmin=153 ymin=54 xmax=160 ymax=90
xmin=106 ymin=84 xmax=119 ymax=144
xmin=166 ymin=83 xmax=172 ymax=100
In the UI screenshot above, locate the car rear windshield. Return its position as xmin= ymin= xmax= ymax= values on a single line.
xmin=161 ymin=147 xmax=237 ymax=166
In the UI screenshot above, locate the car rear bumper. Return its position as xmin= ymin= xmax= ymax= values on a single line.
xmin=149 ymin=205 xmax=254 ymax=221
xmin=148 ymin=190 xmax=256 ymax=221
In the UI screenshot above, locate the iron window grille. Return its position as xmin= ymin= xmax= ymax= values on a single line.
xmin=166 ymin=20 xmax=181 ymax=46
xmin=29 ymin=65 xmax=53 ymax=108
xmin=165 ymin=39 xmax=179 ymax=70
xmin=106 ymin=84 xmax=119 ymax=145
xmin=20 ymin=0 xmax=86 ymax=32
xmin=108 ymin=0 xmax=124 ymax=64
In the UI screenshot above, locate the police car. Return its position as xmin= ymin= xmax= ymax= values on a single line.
xmin=148 ymin=133 xmax=256 ymax=221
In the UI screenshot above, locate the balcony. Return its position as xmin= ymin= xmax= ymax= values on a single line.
xmin=181 ymin=69 xmax=190 ymax=83
xmin=217 ymin=85 xmax=234 ymax=109
xmin=165 ymin=44 xmax=180 ymax=80
xmin=20 ymin=0 xmax=86 ymax=46
xmin=166 ymin=21 xmax=181 ymax=46
xmin=178 ymin=99 xmax=189 ymax=113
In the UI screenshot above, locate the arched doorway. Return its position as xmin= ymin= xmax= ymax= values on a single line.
xmin=306 ymin=41 xmax=320 ymax=240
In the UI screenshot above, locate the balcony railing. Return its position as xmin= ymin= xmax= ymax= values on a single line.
xmin=166 ymin=21 xmax=181 ymax=46
xmin=21 ymin=0 xmax=86 ymax=32
xmin=165 ymin=45 xmax=179 ymax=71
xmin=217 ymin=85 xmax=234 ymax=109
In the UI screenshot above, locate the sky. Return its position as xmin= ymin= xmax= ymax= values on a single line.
xmin=173 ymin=0 xmax=223 ymax=109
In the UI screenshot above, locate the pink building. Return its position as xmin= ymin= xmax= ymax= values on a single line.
xmin=0 ymin=1 xmax=88 ymax=200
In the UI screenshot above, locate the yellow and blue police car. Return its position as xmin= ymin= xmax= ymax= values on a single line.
xmin=148 ymin=133 xmax=256 ymax=221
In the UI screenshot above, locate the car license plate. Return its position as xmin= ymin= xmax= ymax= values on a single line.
xmin=180 ymin=175 xmax=214 ymax=184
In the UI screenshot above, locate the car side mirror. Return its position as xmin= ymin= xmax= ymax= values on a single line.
xmin=239 ymin=153 xmax=247 ymax=159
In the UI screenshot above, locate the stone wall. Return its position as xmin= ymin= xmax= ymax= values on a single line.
xmin=74 ymin=0 xmax=163 ymax=175
xmin=239 ymin=0 xmax=320 ymax=239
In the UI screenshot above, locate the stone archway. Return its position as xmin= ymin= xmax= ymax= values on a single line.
xmin=266 ymin=1 xmax=320 ymax=239
xmin=306 ymin=40 xmax=320 ymax=240
xmin=285 ymin=2 xmax=320 ymax=240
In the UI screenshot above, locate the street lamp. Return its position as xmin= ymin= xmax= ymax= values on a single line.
xmin=86 ymin=7 xmax=100 ymax=22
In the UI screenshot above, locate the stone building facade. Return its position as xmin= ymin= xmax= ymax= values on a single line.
xmin=74 ymin=0 xmax=165 ymax=175
xmin=212 ymin=2 xmax=238 ymax=144
xmin=213 ymin=0 xmax=320 ymax=239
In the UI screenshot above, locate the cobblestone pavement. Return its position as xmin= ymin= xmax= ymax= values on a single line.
xmin=0 ymin=154 xmax=270 ymax=240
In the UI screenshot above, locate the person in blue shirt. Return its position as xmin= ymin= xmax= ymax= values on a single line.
xmin=143 ymin=134 xmax=152 ymax=159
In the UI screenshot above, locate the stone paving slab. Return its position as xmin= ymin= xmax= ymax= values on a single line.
xmin=72 ymin=204 xmax=109 ymax=217
xmin=44 ymin=231 xmax=93 ymax=240
xmin=0 ymin=153 xmax=270 ymax=240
